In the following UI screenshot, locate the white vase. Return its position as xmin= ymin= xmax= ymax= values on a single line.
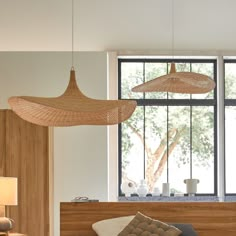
xmin=137 ymin=179 xmax=148 ymax=197
xmin=152 ymin=187 xmax=161 ymax=196
xmin=120 ymin=181 xmax=136 ymax=197
xmin=184 ymin=178 xmax=199 ymax=196
xmin=162 ymin=183 xmax=170 ymax=197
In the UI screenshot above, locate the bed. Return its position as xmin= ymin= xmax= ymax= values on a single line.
xmin=60 ymin=202 xmax=236 ymax=236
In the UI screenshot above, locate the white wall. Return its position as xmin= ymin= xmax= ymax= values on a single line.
xmin=0 ymin=52 xmax=108 ymax=236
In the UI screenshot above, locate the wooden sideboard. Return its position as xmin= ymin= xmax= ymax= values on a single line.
xmin=0 ymin=110 xmax=52 ymax=236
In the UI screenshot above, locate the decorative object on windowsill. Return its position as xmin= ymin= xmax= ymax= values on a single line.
xmin=174 ymin=192 xmax=184 ymax=197
xmin=184 ymin=178 xmax=199 ymax=197
xmin=131 ymin=0 xmax=215 ymax=95
xmin=8 ymin=0 xmax=137 ymax=127
xmin=162 ymin=182 xmax=170 ymax=197
xmin=137 ymin=179 xmax=148 ymax=197
xmin=152 ymin=187 xmax=161 ymax=196
xmin=0 ymin=177 xmax=17 ymax=234
xmin=120 ymin=181 xmax=137 ymax=197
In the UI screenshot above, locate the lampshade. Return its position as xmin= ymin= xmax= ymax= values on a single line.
xmin=132 ymin=63 xmax=216 ymax=94
xmin=8 ymin=68 xmax=137 ymax=126
xmin=8 ymin=0 xmax=137 ymax=127
xmin=132 ymin=0 xmax=216 ymax=95
xmin=0 ymin=177 xmax=17 ymax=206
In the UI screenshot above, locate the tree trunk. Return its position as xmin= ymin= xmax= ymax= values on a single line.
xmin=146 ymin=127 xmax=186 ymax=192
xmin=126 ymin=122 xmax=187 ymax=193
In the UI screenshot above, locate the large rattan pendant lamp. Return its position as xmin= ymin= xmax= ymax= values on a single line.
xmin=132 ymin=0 xmax=215 ymax=94
xmin=8 ymin=1 xmax=137 ymax=127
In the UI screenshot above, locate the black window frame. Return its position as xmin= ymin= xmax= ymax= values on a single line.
xmin=118 ymin=57 xmax=218 ymax=197
xmin=224 ymin=59 xmax=236 ymax=196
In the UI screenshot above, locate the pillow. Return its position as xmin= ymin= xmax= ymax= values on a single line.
xmin=171 ymin=223 xmax=198 ymax=236
xmin=118 ymin=212 xmax=182 ymax=236
xmin=92 ymin=215 xmax=135 ymax=236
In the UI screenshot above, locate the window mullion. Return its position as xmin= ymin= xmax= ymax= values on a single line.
xmin=143 ymin=62 xmax=146 ymax=180
xmin=217 ymin=55 xmax=225 ymax=200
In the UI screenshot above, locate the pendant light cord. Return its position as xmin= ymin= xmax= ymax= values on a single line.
xmin=167 ymin=79 xmax=169 ymax=183
xmin=171 ymin=0 xmax=174 ymax=59
xmin=71 ymin=0 xmax=74 ymax=69
xmin=190 ymin=102 xmax=192 ymax=179
xmin=190 ymin=65 xmax=193 ymax=179
xmin=167 ymin=102 xmax=169 ymax=183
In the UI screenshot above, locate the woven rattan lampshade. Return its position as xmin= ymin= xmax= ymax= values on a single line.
xmin=132 ymin=63 xmax=216 ymax=94
xmin=8 ymin=68 xmax=137 ymax=126
xmin=132 ymin=0 xmax=215 ymax=95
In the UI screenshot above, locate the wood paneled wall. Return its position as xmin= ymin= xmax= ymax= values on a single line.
xmin=60 ymin=202 xmax=236 ymax=236
xmin=0 ymin=110 xmax=6 ymax=217
xmin=0 ymin=110 xmax=51 ymax=236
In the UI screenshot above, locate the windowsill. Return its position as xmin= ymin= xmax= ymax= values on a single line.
xmin=118 ymin=195 xmax=236 ymax=202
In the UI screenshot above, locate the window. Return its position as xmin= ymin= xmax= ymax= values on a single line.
xmin=224 ymin=59 xmax=236 ymax=194
xmin=118 ymin=58 xmax=217 ymax=196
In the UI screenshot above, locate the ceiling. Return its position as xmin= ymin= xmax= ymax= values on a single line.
xmin=1 ymin=0 xmax=236 ymax=53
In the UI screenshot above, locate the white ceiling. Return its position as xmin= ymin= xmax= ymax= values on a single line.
xmin=1 ymin=0 xmax=236 ymax=53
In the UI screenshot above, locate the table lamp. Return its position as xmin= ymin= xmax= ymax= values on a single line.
xmin=0 ymin=177 xmax=18 ymax=233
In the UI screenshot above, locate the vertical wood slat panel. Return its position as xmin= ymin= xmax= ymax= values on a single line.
xmin=3 ymin=110 xmax=50 ymax=236
xmin=0 ymin=110 xmax=6 ymax=217
xmin=0 ymin=110 xmax=6 ymax=176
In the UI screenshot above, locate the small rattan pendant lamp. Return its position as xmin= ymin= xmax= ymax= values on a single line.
xmin=8 ymin=1 xmax=137 ymax=127
xmin=132 ymin=0 xmax=215 ymax=94
xmin=132 ymin=62 xmax=215 ymax=94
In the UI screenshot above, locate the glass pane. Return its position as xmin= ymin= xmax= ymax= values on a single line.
xmin=191 ymin=63 xmax=215 ymax=99
xmin=168 ymin=106 xmax=190 ymax=194
xmin=225 ymin=106 xmax=236 ymax=193
xmin=145 ymin=63 xmax=167 ymax=99
xmin=144 ymin=106 xmax=167 ymax=192
xmin=121 ymin=107 xmax=144 ymax=189
xmin=121 ymin=62 xmax=144 ymax=99
xmin=192 ymin=106 xmax=214 ymax=194
xmin=225 ymin=63 xmax=236 ymax=99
